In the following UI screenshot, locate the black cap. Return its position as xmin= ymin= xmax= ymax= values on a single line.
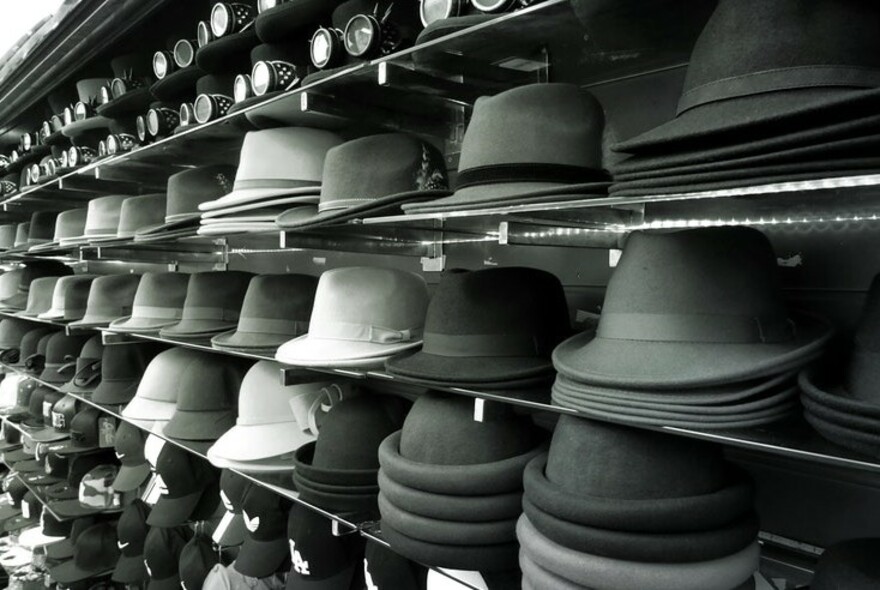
xmin=112 ymin=499 xmax=151 ymax=584
xmin=22 ymin=385 xmax=50 ymax=428
xmin=51 ymin=395 xmax=80 ymax=433
xmin=147 ymin=444 xmax=217 ymax=527
xmin=180 ymin=533 xmax=220 ymax=590
xmin=219 ymin=469 xmax=251 ymax=515
xmin=0 ymin=424 xmax=22 ymax=451
xmin=40 ymin=505 xmax=74 ymax=537
xmin=234 ymin=485 xmax=291 ymax=578
xmin=45 ymin=450 xmax=117 ymax=501
xmin=144 ymin=525 xmax=193 ymax=590
xmin=285 ymin=503 xmax=363 ymax=590
xmin=0 ymin=475 xmax=27 ymax=522
xmin=363 ymin=540 xmax=427 ymax=590
xmin=22 ymin=452 xmax=68 ymax=486
xmin=111 ymin=422 xmax=150 ymax=493
xmin=3 ymin=491 xmax=41 ymax=532
xmin=48 ymin=407 xmax=106 ymax=455
xmin=46 ymin=516 xmax=101 ymax=561
xmin=49 ymin=522 xmax=121 ymax=584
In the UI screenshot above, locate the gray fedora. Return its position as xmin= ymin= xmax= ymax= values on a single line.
xmin=8 ymin=212 xmax=57 ymax=252
xmin=29 ymin=208 xmax=88 ymax=251
xmin=108 ymin=272 xmax=190 ymax=333
xmin=0 ymin=224 xmax=15 ymax=249
xmin=159 ymin=271 xmax=254 ymax=339
xmin=16 ymin=277 xmax=61 ymax=318
xmin=67 ymin=195 xmax=127 ymax=244
xmin=0 ymin=261 xmax=72 ymax=311
xmin=69 ymin=274 xmax=142 ymax=328
xmin=116 ymin=194 xmax=167 ymax=239
xmin=38 ymin=275 xmax=97 ymax=321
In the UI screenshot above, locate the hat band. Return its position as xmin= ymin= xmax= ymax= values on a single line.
xmin=183 ymin=306 xmax=240 ymax=321
xmin=310 ymin=321 xmax=420 ymax=344
xmin=421 ymin=332 xmax=544 ymax=357
xmin=677 ymin=65 xmax=880 ymax=116
xmin=455 ymin=163 xmax=608 ymax=190
xmin=232 ymin=179 xmax=320 ymax=191
xmin=597 ymin=313 xmax=795 ymax=344
xmin=237 ymin=317 xmax=308 ymax=335
xmin=84 ymin=305 xmax=132 ymax=317
xmin=132 ymin=305 xmax=183 ymax=319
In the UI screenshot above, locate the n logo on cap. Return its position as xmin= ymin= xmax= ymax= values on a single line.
xmin=288 ymin=540 xmax=310 ymax=575
xmin=243 ymin=511 xmax=260 ymax=533
xmin=364 ymin=561 xmax=378 ymax=590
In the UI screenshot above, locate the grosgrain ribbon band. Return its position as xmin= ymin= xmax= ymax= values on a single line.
xmin=131 ymin=306 xmax=183 ymax=320
xmin=309 ymin=321 xmax=420 ymax=344
xmin=182 ymin=307 xmax=240 ymax=322
xmin=232 ymin=179 xmax=320 ymax=191
xmin=237 ymin=318 xmax=308 ymax=335
xmin=421 ymin=332 xmax=545 ymax=358
xmin=454 ymin=163 xmax=609 ymax=190
xmin=597 ymin=312 xmax=795 ymax=344
xmin=677 ymin=66 xmax=880 ymax=116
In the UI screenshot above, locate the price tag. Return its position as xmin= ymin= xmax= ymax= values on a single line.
xmin=97 ymin=417 xmax=116 ymax=448
xmin=22 ymin=501 xmax=30 ymax=519
xmin=212 ymin=511 xmax=235 ymax=545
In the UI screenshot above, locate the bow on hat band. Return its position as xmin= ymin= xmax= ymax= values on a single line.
xmin=183 ymin=307 xmax=241 ymax=322
xmin=455 ymin=163 xmax=608 ymax=190
xmin=597 ymin=313 xmax=796 ymax=344
xmin=421 ymin=332 xmax=548 ymax=358
xmin=310 ymin=321 xmax=420 ymax=344
xmin=677 ymin=66 xmax=880 ymax=116
xmin=237 ymin=317 xmax=308 ymax=335
xmin=131 ymin=305 xmax=183 ymax=319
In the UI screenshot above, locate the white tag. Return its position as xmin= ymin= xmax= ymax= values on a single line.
xmin=609 ymin=249 xmax=622 ymax=267
xmin=143 ymin=475 xmax=164 ymax=505
xmin=473 ymin=399 xmax=485 ymax=423
xmin=42 ymin=402 xmax=52 ymax=420
xmin=212 ymin=511 xmax=235 ymax=545
xmin=22 ymin=501 xmax=30 ymax=519
xmin=243 ymin=511 xmax=259 ymax=533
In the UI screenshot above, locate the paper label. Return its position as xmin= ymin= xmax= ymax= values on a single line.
xmin=97 ymin=417 xmax=116 ymax=448
xmin=212 ymin=511 xmax=235 ymax=545
xmin=22 ymin=501 xmax=30 ymax=519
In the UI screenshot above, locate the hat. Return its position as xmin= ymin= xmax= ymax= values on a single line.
xmin=91 ymin=342 xmax=164 ymax=405
xmin=38 ymin=332 xmax=91 ymax=382
xmin=179 ymin=74 xmax=237 ymax=129
xmin=16 ymin=277 xmax=61 ymax=317
xmin=3 ymin=491 xmax=40 ymax=533
xmin=31 ymin=208 xmax=87 ymax=250
xmin=148 ymin=443 xmax=218 ymax=527
xmin=276 ymin=134 xmax=449 ymax=229
xmin=60 ymin=335 xmax=105 ymax=394
xmin=111 ymin=422 xmax=151 ymax=493
xmin=111 ymin=499 xmax=151 ymax=584
xmin=402 ymin=84 xmax=609 ymax=215
xmin=144 ymin=525 xmax=193 ymax=590
xmin=49 ymin=522 xmax=121 ymax=583
xmin=0 ymin=224 xmax=16 ymax=249
xmin=199 ymin=129 xmax=338 ymax=212
xmin=69 ymin=274 xmax=142 ymax=328
xmin=363 ymin=540 xmax=428 ymax=590
xmin=134 ymin=166 xmax=236 ymax=237
xmin=209 ymin=362 xmax=333 ymax=465
xmin=45 ymin=515 xmax=101 ymax=560
xmin=284 ymin=502 xmax=364 ymax=590
xmin=23 ymin=451 xmax=68 ymax=486
xmin=228 ymin=42 xmax=312 ymax=116
xmin=37 ymin=275 xmax=97 ymax=321
xmin=211 ymin=274 xmax=317 ymax=352
xmin=255 ymin=0 xmax=344 ymax=42
xmin=11 ymin=222 xmax=30 ymax=249
xmin=386 ymin=267 xmax=571 ymax=386
xmin=108 ymin=272 xmax=190 ymax=333
xmin=614 ymin=0 xmax=880 ymax=155
xmin=219 ymin=470 xmax=251 ymax=515
xmin=122 ymin=347 xmax=204 ymax=426
xmin=8 ymin=211 xmax=57 ymax=251
xmin=181 ymin=534 xmax=221 ymax=590
xmin=0 ymin=260 xmax=73 ymax=310
xmin=234 ymin=485 xmax=291 ymax=578
xmin=0 ymin=317 xmax=37 ymax=351
xmin=60 ymin=79 xmax=111 ymax=139
xmin=44 ymin=450 xmax=116 ymax=501
xmin=196 ymin=26 xmax=259 ymax=75
xmin=25 ymin=391 xmax=72 ymax=443
xmin=96 ymin=53 xmax=155 ymax=118
xmin=116 ymin=194 xmax=167 ymax=238
xmin=66 ymin=196 xmax=127 ymax=243
xmin=553 ymin=228 xmax=832 ymax=389
xmin=159 ymin=271 xmax=254 ymax=339
xmin=46 ymin=407 xmax=107 ymax=455
xmin=9 ymin=329 xmax=54 ymax=373
xmin=51 ymin=464 xmax=122 ymax=518
xmin=0 ymin=269 xmax=23 ymax=300
xmin=18 ymin=506 xmax=73 ymax=548
xmin=276 ymin=267 xmax=428 ymax=367
xmin=162 ymin=350 xmax=250 ymax=441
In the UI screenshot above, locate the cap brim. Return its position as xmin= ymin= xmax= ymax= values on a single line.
xmin=209 ymin=421 xmax=312 ymax=462
xmin=199 ymin=189 xmax=320 ymax=212
xmin=112 ymin=553 xmax=147 ymax=584
xmin=233 ymin=537 xmax=290 ymax=579
xmin=3 ymin=515 xmax=39 ymax=533
xmin=147 ymin=491 xmax=205 ymax=527
xmin=122 ymin=397 xmax=177 ymax=423
xmin=107 ymin=315 xmax=180 ymax=333
xmin=50 ymin=558 xmax=112 ymax=584
xmin=112 ymin=463 xmax=152 ymax=492
xmin=17 ymin=525 xmax=65 ymax=549
xmin=26 ymin=427 xmax=70 ymax=442
xmin=48 ymin=499 xmax=105 ymax=518
xmin=46 ymin=538 xmax=74 ymax=560
xmin=162 ymin=409 xmax=236 ymax=442
xmin=275 ymin=334 xmax=421 ymax=365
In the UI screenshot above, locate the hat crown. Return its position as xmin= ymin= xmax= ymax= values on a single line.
xmin=145 ymin=525 xmax=192 ymax=576
xmin=235 ymin=128 xmax=342 ymax=189
xmin=85 ymin=195 xmax=126 ymax=235
xmin=28 ymin=211 xmax=57 ymax=242
xmin=180 ymin=270 xmax=253 ymax=319
xmin=114 ymin=421 xmax=146 ymax=464
xmin=0 ymin=269 xmax=23 ymax=299
xmin=54 ymin=208 xmax=88 ymax=241
xmin=102 ymin=342 xmax=157 ymax=381
xmin=118 ymin=194 xmax=166 ymax=236
xmin=135 ymin=347 xmax=201 ymax=404
xmin=18 ymin=327 xmax=53 ymax=358
xmin=196 ymin=74 xmax=234 ymax=96
xmin=132 ymin=271 xmax=190 ymax=308
xmin=166 ymin=166 xmax=236 ymax=220
xmin=241 ymin=485 xmax=288 ymax=539
xmin=117 ymin=499 xmax=151 ymax=554
xmin=79 ymin=335 xmax=104 ymax=359
xmin=14 ymin=222 xmax=29 ymax=247
xmin=459 ymin=84 xmax=604 ymax=174
xmin=313 ymin=396 xmax=407 ymax=470
xmin=84 ymin=273 xmax=141 ymax=312
xmin=399 ymin=392 xmax=539 ymax=465
xmin=546 ymin=415 xmax=728 ymax=499
xmin=75 ymin=79 xmax=109 ymax=104
xmin=23 ymin=277 xmax=58 ymax=313
xmin=48 ymin=276 xmax=96 ymax=316
xmin=0 ymin=224 xmax=16 ymax=248
xmin=680 ymin=0 xmax=880 ymax=114
xmin=45 ymin=333 xmax=89 ymax=364
xmin=172 ymin=351 xmax=247 ymax=412
xmin=238 ymin=273 xmax=317 ymax=324
xmin=74 ymin=522 xmax=119 ymax=570
xmin=319 ymin=134 xmax=448 ymax=212
xmin=237 ymin=361 xmax=326 ymax=424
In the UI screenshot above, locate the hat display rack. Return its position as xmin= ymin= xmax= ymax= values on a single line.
xmin=0 ymin=0 xmax=877 ymax=588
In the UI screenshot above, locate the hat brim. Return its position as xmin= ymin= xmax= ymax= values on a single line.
xmin=134 ymin=214 xmax=199 ymax=237
xmin=95 ymin=88 xmax=154 ymax=118
xmin=162 ymin=409 xmax=235 ymax=442
xmin=0 ymin=293 xmax=28 ymax=310
xmin=39 ymin=365 xmax=76 ymax=383
xmin=159 ymin=319 xmax=237 ymax=338
xmin=385 ymin=348 xmax=554 ymax=385
xmin=49 ymin=557 xmax=113 ymax=584
xmin=112 ymin=463 xmax=151 ymax=493
xmin=17 ymin=525 xmax=65 ymax=549
xmin=276 ymin=190 xmax=452 ymax=229
xmin=61 ymin=116 xmax=112 ymax=138
xmin=150 ymin=65 xmax=204 ymax=101
xmin=401 ymin=182 xmax=609 ymax=215
xmin=195 ymin=28 xmax=258 ymax=73
xmin=112 ymin=553 xmax=147 ymax=584
xmin=68 ymin=315 xmax=119 ymax=329
xmin=199 ymin=188 xmax=320 ymax=213
xmin=275 ymin=333 xmax=421 ymax=366
xmin=47 ymin=499 xmax=106 ymax=519
xmin=23 ymin=472 xmax=64 ymax=486
xmin=799 ymin=369 xmax=880 ymax=419
xmin=205 ymin=451 xmax=299 ymax=473
xmin=122 ymin=397 xmax=176 ymax=423
xmin=3 ymin=515 xmax=38 ymax=533
xmin=46 ymin=538 xmax=74 ymax=560
xmin=803 ymin=411 xmax=880 ymax=457
xmin=26 ymin=427 xmax=70 ymax=443
xmin=91 ymin=379 xmax=140 ymax=405
xmin=209 ymin=329 xmax=291 ymax=352
xmin=209 ymin=421 xmax=312 ymax=462
xmin=552 ymin=312 xmax=832 ymax=390
xmin=233 ymin=537 xmax=290 ymax=579
xmin=107 ymin=315 xmax=180 ymax=333
xmin=147 ymin=491 xmax=205 ymax=527
xmin=254 ymin=0 xmax=335 ymax=42
xmin=801 ymin=396 xmax=880 ymax=435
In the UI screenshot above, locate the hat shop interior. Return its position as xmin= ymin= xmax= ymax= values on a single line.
xmin=0 ymin=0 xmax=877 ymax=589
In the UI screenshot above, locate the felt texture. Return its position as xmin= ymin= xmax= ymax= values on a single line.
xmin=70 ymin=274 xmax=141 ymax=327
xmin=150 ymin=65 xmax=204 ymax=101
xmin=804 ymin=412 xmax=880 ymax=457
xmin=160 ymin=271 xmax=253 ymax=338
xmin=136 ymin=165 xmax=236 ymax=236
xmin=801 ymin=396 xmax=880 ymax=435
xmin=116 ymin=194 xmax=167 ymax=239
xmin=196 ymin=29 xmax=259 ymax=74
xmin=292 ymin=475 xmax=379 ymax=514
xmin=91 ymin=343 xmax=163 ymax=405
xmin=293 ymin=442 xmax=391 ymax=487
xmin=810 ymin=538 xmax=880 ymax=589
xmin=363 ymin=541 xmax=427 ymax=590
xmin=108 ymin=272 xmax=189 ymax=333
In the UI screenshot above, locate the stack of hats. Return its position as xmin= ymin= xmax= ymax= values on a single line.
xmin=552 ymin=227 xmax=833 ymax=429
xmin=378 ymin=391 xmax=544 ymax=574
xmin=108 ymin=271 xmax=190 ymax=333
xmin=293 ymin=395 xmax=409 ymax=520
xmin=800 ymin=275 xmax=880 ymax=457
xmin=609 ymin=0 xmax=880 ymax=197
xmin=518 ymin=415 xmax=760 ymax=590
xmin=808 ymin=538 xmax=880 ymax=588
xmin=276 ymin=267 xmax=428 ymax=370
xmin=158 ymin=270 xmax=253 ymax=340
xmin=386 ymin=266 xmax=571 ymax=391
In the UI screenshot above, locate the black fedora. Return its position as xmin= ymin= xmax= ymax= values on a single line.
xmin=553 ymin=228 xmax=832 ymax=389
xmin=614 ymin=0 xmax=880 ymax=154
xmin=275 ymin=133 xmax=449 ymax=229
xmin=403 ymin=84 xmax=609 ymax=215
xmin=96 ymin=54 xmax=155 ymax=118
xmin=386 ymin=267 xmax=570 ymax=386
xmin=159 ymin=270 xmax=254 ymax=339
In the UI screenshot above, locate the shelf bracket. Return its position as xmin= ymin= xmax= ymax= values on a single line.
xmin=420 ymin=219 xmax=446 ymax=272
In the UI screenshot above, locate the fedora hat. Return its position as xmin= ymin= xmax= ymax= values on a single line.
xmin=9 ymin=327 xmax=55 ymax=372
xmin=11 ymin=222 xmax=29 ymax=248
xmin=116 ymin=194 xmax=167 ymax=238
xmin=0 ymin=318 xmax=46 ymax=361
xmin=61 ymin=79 xmax=112 ymax=140
xmin=38 ymin=275 xmax=97 ymax=321
xmin=0 ymin=260 xmax=72 ymax=310
xmin=16 ymin=277 xmax=61 ymax=318
xmin=211 ymin=273 xmax=317 ymax=352
xmin=66 ymin=195 xmax=127 ymax=244
xmin=386 ymin=267 xmax=570 ymax=386
xmin=59 ymin=335 xmax=105 ymax=394
xmin=553 ymin=228 xmax=832 ymax=389
xmin=69 ymin=274 xmax=142 ymax=328
xmin=108 ymin=272 xmax=190 ymax=333
xmin=96 ymin=54 xmax=155 ymax=118
xmin=276 ymin=134 xmax=449 ymax=229
xmin=91 ymin=342 xmax=164 ymax=405
xmin=229 ymin=42 xmax=313 ymax=114
xmin=122 ymin=347 xmax=210 ymax=427
xmin=159 ymin=270 xmax=253 ymax=338
xmin=0 ymin=224 xmax=15 ymax=249
xmin=134 ymin=166 xmax=236 ymax=238
xmin=276 ymin=267 xmax=428 ymax=367
xmin=209 ymin=362 xmax=335 ymax=464
xmin=615 ymin=0 xmax=880 ymax=154
xmin=199 ymin=128 xmax=340 ymax=211
xmin=38 ymin=333 xmax=91 ymax=383
xmin=0 ymin=269 xmax=23 ymax=301
xmin=29 ymin=208 xmax=88 ymax=251
xmin=403 ymin=85 xmax=609 ymax=215
xmin=6 ymin=212 xmax=57 ymax=252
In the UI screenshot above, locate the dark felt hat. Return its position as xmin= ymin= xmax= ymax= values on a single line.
xmin=108 ymin=272 xmax=190 ymax=333
xmin=59 ymin=335 xmax=105 ymax=394
xmin=61 ymin=79 xmax=112 ymax=140
xmin=275 ymin=134 xmax=450 ymax=229
xmin=150 ymin=63 xmax=204 ymax=102
xmin=148 ymin=444 xmax=218 ymax=527
xmin=0 ymin=260 xmax=72 ymax=311
xmin=386 ymin=267 xmax=570 ymax=385
xmin=176 ymin=74 xmax=237 ymax=130
xmin=255 ymin=0 xmax=344 ymax=43
xmin=111 ymin=422 xmax=151 ymax=493
xmin=0 ymin=223 xmax=15 ymax=248
xmin=45 ymin=515 xmax=101 ymax=560
xmin=91 ymin=342 xmax=163 ymax=405
xmin=614 ymin=0 xmax=880 ymax=155
xmin=39 ymin=332 xmax=91 ymax=383
xmin=402 ymin=84 xmax=609 ymax=215
xmin=144 ymin=525 xmax=193 ymax=590
xmin=810 ymin=538 xmax=880 ymax=589
xmin=6 ymin=211 xmax=57 ymax=252
xmin=235 ymin=485 xmax=291 ymax=578
xmin=363 ymin=540 xmax=427 ymax=590
xmin=0 ymin=317 xmax=37 ymax=352
xmin=196 ymin=25 xmax=259 ymax=75
xmin=158 ymin=270 xmax=254 ymax=339
xmin=111 ymin=499 xmax=151 ymax=584
xmin=69 ymin=274 xmax=142 ymax=328
xmin=552 ymin=228 xmax=832 ymax=390
xmin=229 ymin=42 xmax=313 ymax=113
xmin=211 ymin=273 xmax=317 ymax=352
xmin=284 ymin=502 xmax=364 ymax=590
xmin=49 ymin=522 xmax=121 ymax=584
xmin=121 ymin=347 xmax=197 ymax=425
xmin=116 ymin=194 xmax=167 ymax=239
xmin=96 ymin=54 xmax=155 ymax=118
xmin=29 ymin=208 xmax=88 ymax=251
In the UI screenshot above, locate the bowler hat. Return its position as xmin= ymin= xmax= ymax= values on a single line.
xmin=96 ymin=54 xmax=155 ymax=118
xmin=144 ymin=525 xmax=193 ymax=590
xmin=91 ymin=342 xmax=164 ymax=405
xmin=403 ymin=85 xmax=609 ymax=215
xmin=614 ymin=0 xmax=880 ymax=154
xmin=277 ymin=134 xmax=449 ymax=229
xmin=108 ymin=272 xmax=190 ymax=333
xmin=211 ymin=274 xmax=317 ymax=352
xmin=30 ymin=208 xmax=88 ymax=250
xmin=116 ymin=194 xmax=167 ymax=238
xmin=552 ymin=228 xmax=832 ymax=389
xmin=48 ymin=522 xmax=121 ymax=584
xmin=16 ymin=277 xmax=60 ymax=318
xmin=122 ymin=347 xmax=205 ymax=427
xmin=70 ymin=274 xmax=142 ymax=328
xmin=111 ymin=499 xmax=151 ymax=584
xmin=38 ymin=275 xmax=97 ymax=322
xmin=276 ymin=267 xmax=428 ymax=367
xmin=159 ymin=270 xmax=254 ymax=338
xmin=387 ymin=267 xmax=570 ymax=386
xmin=60 ymin=79 xmax=111 ymax=140
xmin=235 ymin=485 xmax=292 ymax=578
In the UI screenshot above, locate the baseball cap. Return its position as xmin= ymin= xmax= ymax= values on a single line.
xmin=45 ymin=450 xmax=117 ymax=501
xmin=2 ymin=491 xmax=40 ymax=533
xmin=46 ymin=516 xmax=101 ymax=561
xmin=49 ymin=522 xmax=121 ymax=583
xmin=112 ymin=499 xmax=151 ymax=584
xmin=18 ymin=506 xmax=73 ymax=549
xmin=363 ymin=540 xmax=428 ymax=590
xmin=144 ymin=525 xmax=193 ymax=590
xmin=50 ymin=395 xmax=80 ymax=434
xmin=22 ymin=452 xmax=69 ymax=486
xmin=111 ymin=422 xmax=150 ymax=493
xmin=144 ymin=433 xmax=165 ymax=469
xmin=91 ymin=343 xmax=164 ymax=405
xmin=52 ymin=464 xmax=122 ymax=518
xmin=180 ymin=533 xmax=220 ymax=590
xmin=233 ymin=485 xmax=291 ymax=578
xmin=0 ymin=422 xmax=22 ymax=453
xmin=20 ymin=385 xmax=50 ymax=429
xmin=147 ymin=444 xmax=218 ymax=527
xmin=219 ymin=470 xmax=252 ymax=515
xmin=47 ymin=407 xmax=108 ymax=455
xmin=28 ymin=390 xmax=69 ymax=442
xmin=285 ymin=503 xmax=364 ymax=590
xmin=4 ymin=376 xmax=38 ymax=422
